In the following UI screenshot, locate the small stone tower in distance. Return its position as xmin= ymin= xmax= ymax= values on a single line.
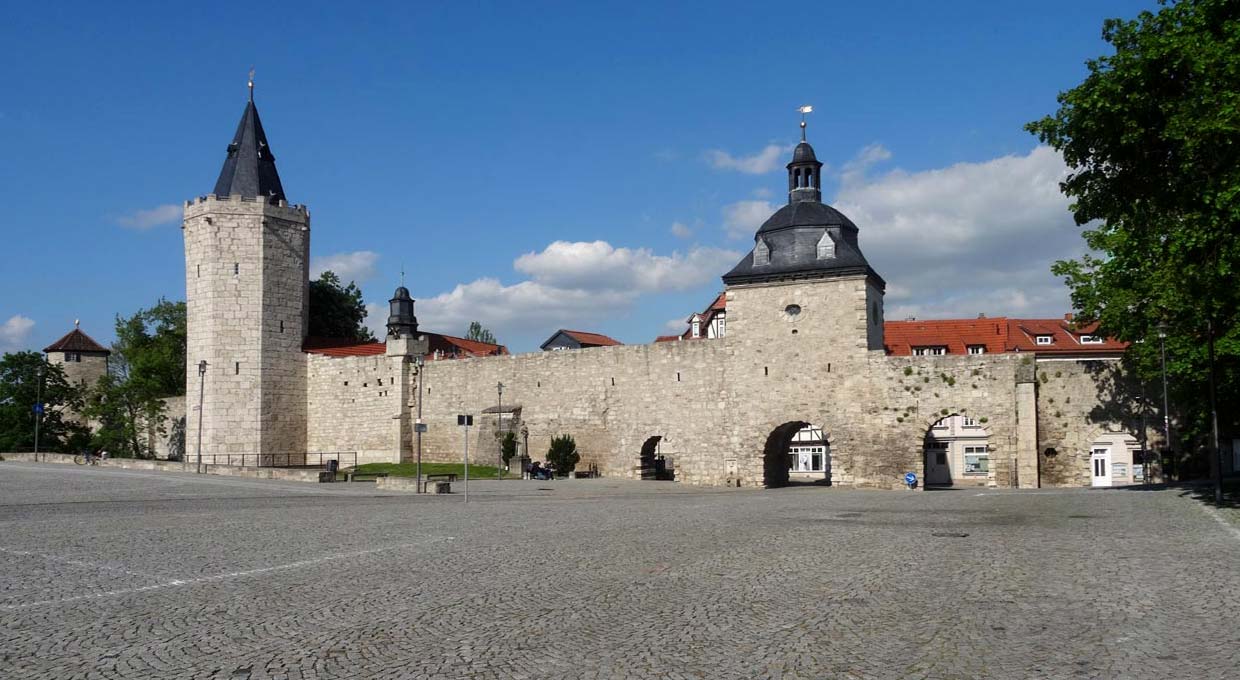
xmin=722 ymin=113 xmax=886 ymax=355
xmin=43 ymin=321 xmax=110 ymax=389
xmin=183 ymin=81 xmax=310 ymax=459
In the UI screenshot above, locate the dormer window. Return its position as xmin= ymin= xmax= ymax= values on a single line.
xmin=753 ymin=238 xmax=770 ymax=266
xmin=816 ymin=231 xmax=835 ymax=260
xmin=1036 ymin=335 xmax=1053 ymax=345
xmin=1080 ymin=335 xmax=1103 ymax=344
xmin=690 ymin=315 xmax=701 ymax=339
xmin=913 ymin=346 xmax=947 ymax=356
xmin=967 ymin=345 xmax=985 ymax=355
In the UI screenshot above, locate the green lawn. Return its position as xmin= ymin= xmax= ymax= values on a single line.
xmin=347 ymin=462 xmax=508 ymax=479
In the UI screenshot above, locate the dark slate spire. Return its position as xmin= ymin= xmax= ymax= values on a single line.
xmin=212 ymin=83 xmax=287 ymax=202
xmin=386 ymin=286 xmax=419 ymax=339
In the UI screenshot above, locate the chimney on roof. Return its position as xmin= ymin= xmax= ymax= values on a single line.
xmin=978 ymin=313 xmax=986 ymax=319
xmin=904 ymin=316 xmax=916 ymax=321
xmin=1064 ymin=312 xmax=1074 ymax=322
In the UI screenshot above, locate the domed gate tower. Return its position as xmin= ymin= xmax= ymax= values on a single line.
xmin=183 ymin=83 xmax=311 ymax=461
xmin=722 ymin=121 xmax=885 ymax=354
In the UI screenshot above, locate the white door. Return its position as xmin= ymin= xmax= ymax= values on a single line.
xmin=1091 ymin=448 xmax=1112 ymax=487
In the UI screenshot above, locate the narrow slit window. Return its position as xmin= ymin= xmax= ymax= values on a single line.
xmin=233 ymin=263 xmax=239 ymax=275
xmin=235 ymin=362 xmax=240 ymax=375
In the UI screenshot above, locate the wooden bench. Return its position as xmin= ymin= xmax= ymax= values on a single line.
xmin=344 ymin=471 xmax=390 ymax=482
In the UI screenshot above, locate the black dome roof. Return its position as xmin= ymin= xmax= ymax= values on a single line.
xmin=790 ymin=141 xmax=819 ymax=164
xmin=391 ymin=286 xmax=411 ymax=300
xmin=756 ymin=201 xmax=857 ymax=235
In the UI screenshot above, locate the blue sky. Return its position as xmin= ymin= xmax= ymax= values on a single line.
xmin=0 ymin=1 xmax=1159 ymax=354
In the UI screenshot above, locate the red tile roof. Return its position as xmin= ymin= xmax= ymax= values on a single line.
xmin=43 ymin=327 xmax=110 ymax=354
xmin=654 ymin=334 xmax=684 ymax=343
xmin=303 ymin=333 xmax=509 ymax=359
xmin=560 ymin=330 xmax=622 ymax=347
xmin=883 ymin=316 xmax=1126 ymax=356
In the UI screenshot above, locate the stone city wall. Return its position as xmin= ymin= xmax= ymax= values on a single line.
xmin=1033 ymin=357 xmax=1158 ymax=486
xmin=411 ymin=333 xmax=1029 ymax=489
xmin=306 ymin=353 xmax=406 ymax=465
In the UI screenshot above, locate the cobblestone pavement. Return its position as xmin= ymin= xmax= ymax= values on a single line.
xmin=1 ymin=462 xmax=1238 ymax=679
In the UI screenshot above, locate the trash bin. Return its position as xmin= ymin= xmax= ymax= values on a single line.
xmin=325 ymin=458 xmax=339 ymax=482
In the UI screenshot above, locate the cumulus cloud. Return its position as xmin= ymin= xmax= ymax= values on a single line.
xmin=116 ymin=204 xmax=182 ymax=230
xmin=670 ymin=221 xmax=693 ymax=239
xmin=707 ymin=144 xmax=789 ymax=174
xmin=416 ymin=241 xmax=740 ymax=340
xmin=833 ymin=144 xmax=1081 ymax=320
xmin=722 ymin=200 xmax=775 ymax=240
xmin=310 ymin=250 xmax=380 ymax=284
xmin=363 ymin=301 xmax=387 ymax=341
xmin=0 ymin=315 xmax=35 ymax=351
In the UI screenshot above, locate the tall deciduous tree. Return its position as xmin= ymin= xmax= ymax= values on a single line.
xmin=1027 ymin=0 xmax=1239 ymax=493
xmin=309 ymin=271 xmax=375 ymax=341
xmin=466 ymin=321 xmax=496 ymax=345
xmin=0 ymin=352 xmax=89 ymax=452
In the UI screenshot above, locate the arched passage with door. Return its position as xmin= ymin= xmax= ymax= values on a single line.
xmin=762 ymin=421 xmax=831 ymax=488
xmin=638 ymin=435 xmax=673 ymax=480
xmin=923 ymin=413 xmax=991 ymax=486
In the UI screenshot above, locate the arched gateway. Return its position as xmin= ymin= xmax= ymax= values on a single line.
xmin=762 ymin=421 xmax=831 ymax=488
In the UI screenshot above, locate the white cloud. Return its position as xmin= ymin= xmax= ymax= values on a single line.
xmin=707 ymin=144 xmax=789 ymax=174
xmin=833 ymin=144 xmax=1080 ymax=319
xmin=0 ymin=315 xmax=35 ymax=351
xmin=663 ymin=317 xmax=689 ymax=333
xmin=722 ymin=200 xmax=775 ymax=240
xmin=417 ymin=241 xmax=740 ymax=340
xmin=310 ymin=250 xmax=380 ymax=284
xmin=116 ymin=204 xmax=182 ymax=230
xmin=364 ymin=301 xmax=387 ymax=341
xmin=670 ymin=221 xmax=693 ymax=239
xmin=752 ymin=187 xmax=773 ymax=199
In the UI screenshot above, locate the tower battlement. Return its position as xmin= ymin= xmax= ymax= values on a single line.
xmin=185 ymin=194 xmax=310 ymax=220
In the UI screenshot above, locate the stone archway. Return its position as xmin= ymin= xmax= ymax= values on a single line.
xmin=639 ymin=436 xmax=661 ymax=480
xmin=923 ymin=413 xmax=991 ymax=487
xmin=762 ymin=421 xmax=831 ymax=488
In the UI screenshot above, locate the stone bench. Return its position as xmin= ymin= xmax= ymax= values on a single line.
xmin=425 ymin=473 xmax=457 ymax=494
xmin=344 ymin=471 xmax=390 ymax=482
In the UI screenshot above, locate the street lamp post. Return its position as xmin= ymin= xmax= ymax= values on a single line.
xmin=1157 ymin=322 xmax=1171 ymax=480
xmin=195 ymin=360 xmax=208 ymax=474
xmin=415 ymin=354 xmax=424 ymax=493
xmin=34 ymin=364 xmax=44 ymax=462
xmin=497 ymin=382 xmax=504 ymax=478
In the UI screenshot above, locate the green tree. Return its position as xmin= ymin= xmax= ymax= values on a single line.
xmin=1027 ymin=0 xmax=1239 ymax=493
xmin=466 ymin=321 xmax=496 ymax=345
xmin=501 ymin=431 xmax=518 ymax=468
xmin=546 ymin=434 xmax=580 ymax=475
xmin=79 ymin=300 xmax=188 ymax=459
xmin=0 ymin=352 xmax=89 ymax=452
xmin=309 ymin=271 xmax=375 ymax=341
xmin=114 ymin=299 xmax=186 ymax=397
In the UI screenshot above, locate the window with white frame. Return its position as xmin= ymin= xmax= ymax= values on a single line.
xmin=1036 ymin=335 xmax=1053 ymax=345
xmin=913 ymin=346 xmax=947 ymax=356
xmin=967 ymin=345 xmax=985 ymax=355
xmin=691 ymin=317 xmax=701 ymax=339
xmin=1080 ymin=335 xmax=1103 ymax=344
xmin=962 ymin=416 xmax=978 ymax=428
xmin=963 ymin=445 xmax=989 ymax=474
xmin=717 ymin=314 xmax=725 ymax=338
xmin=753 ymin=238 xmax=770 ymax=266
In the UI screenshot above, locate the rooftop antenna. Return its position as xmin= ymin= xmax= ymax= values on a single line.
xmin=798 ymin=105 xmax=813 ymax=142
xmin=248 ymin=68 xmax=255 ymax=102
xmin=400 ymin=263 xmax=405 ymax=287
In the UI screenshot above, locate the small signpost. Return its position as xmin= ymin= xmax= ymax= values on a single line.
xmin=33 ymin=403 xmax=44 ymax=415
xmin=457 ymin=414 xmax=473 ymax=503
xmin=904 ymin=472 xmax=918 ymax=489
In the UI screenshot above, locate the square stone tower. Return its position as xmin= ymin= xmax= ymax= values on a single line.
xmin=721 ymin=131 xmax=885 ymax=355
xmin=183 ymin=92 xmax=310 ymax=460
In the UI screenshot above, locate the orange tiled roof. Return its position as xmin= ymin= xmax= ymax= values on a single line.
xmin=561 ymin=330 xmax=622 ymax=347
xmin=304 ymin=333 xmax=508 ymax=359
xmin=883 ymin=315 xmax=1126 ymax=356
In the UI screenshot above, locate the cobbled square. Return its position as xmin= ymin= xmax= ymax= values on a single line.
xmin=2 ymin=463 xmax=1238 ymax=679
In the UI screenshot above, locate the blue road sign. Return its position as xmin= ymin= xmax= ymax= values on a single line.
xmin=904 ymin=472 xmax=918 ymax=487
xmin=33 ymin=403 xmax=44 ymax=415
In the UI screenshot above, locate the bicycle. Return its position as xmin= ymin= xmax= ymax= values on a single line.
xmin=73 ymin=453 xmax=99 ymax=466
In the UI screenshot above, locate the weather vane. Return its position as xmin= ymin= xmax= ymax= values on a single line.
xmin=798 ymin=105 xmax=813 ymax=142
xmin=248 ymin=68 xmax=255 ymax=101
xmin=400 ymin=263 xmax=405 ymax=287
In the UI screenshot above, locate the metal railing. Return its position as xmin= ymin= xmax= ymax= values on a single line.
xmin=194 ymin=452 xmax=357 ymax=469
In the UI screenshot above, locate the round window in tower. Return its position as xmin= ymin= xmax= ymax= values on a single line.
xmin=784 ymin=304 xmax=802 ymax=321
